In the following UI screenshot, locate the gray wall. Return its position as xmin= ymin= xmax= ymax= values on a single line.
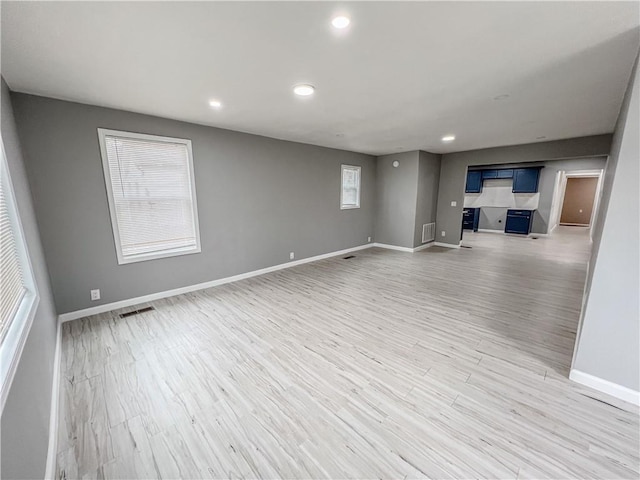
xmin=478 ymin=207 xmax=507 ymax=231
xmin=436 ymin=135 xmax=613 ymax=245
xmin=12 ymin=93 xmax=376 ymax=314
xmin=374 ymin=152 xmax=419 ymax=248
xmin=1 ymin=81 xmax=58 ymax=478
xmin=413 ymin=151 xmax=441 ymax=247
xmin=573 ymin=52 xmax=639 ymax=392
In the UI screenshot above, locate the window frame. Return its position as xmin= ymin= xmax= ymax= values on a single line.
xmin=97 ymin=128 xmax=202 ymax=265
xmin=340 ymin=164 xmax=361 ymax=210
xmin=0 ymin=137 xmax=39 ymax=412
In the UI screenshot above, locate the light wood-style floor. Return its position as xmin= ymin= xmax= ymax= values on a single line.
xmin=56 ymin=227 xmax=639 ymax=479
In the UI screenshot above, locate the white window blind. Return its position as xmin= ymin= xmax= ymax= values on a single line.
xmin=98 ymin=129 xmax=201 ymax=264
xmin=341 ymin=164 xmax=361 ymax=209
xmin=1 ymin=137 xmax=39 ymax=412
xmin=0 ymin=184 xmax=26 ymax=343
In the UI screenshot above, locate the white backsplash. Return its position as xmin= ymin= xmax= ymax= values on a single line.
xmin=464 ymin=178 xmax=539 ymax=209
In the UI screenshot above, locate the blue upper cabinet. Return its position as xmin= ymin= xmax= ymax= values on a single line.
xmin=512 ymin=168 xmax=541 ymax=193
xmin=497 ymin=169 xmax=514 ymax=179
xmin=465 ymin=170 xmax=483 ymax=193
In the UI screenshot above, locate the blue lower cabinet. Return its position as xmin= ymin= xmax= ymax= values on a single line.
xmin=505 ymin=209 xmax=534 ymax=235
xmin=462 ymin=208 xmax=480 ymax=231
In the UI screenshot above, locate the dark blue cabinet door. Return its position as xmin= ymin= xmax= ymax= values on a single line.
xmin=482 ymin=169 xmax=498 ymax=179
xmin=513 ymin=168 xmax=540 ymax=193
xmin=497 ymin=169 xmax=514 ymax=179
xmin=465 ymin=171 xmax=482 ymax=193
xmin=505 ymin=215 xmax=531 ymax=234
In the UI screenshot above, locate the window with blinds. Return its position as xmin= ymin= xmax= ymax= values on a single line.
xmin=1 ymin=137 xmax=39 ymax=410
xmin=340 ymin=164 xmax=361 ymax=209
xmin=98 ymin=129 xmax=201 ymax=264
xmin=0 ymin=183 xmax=26 ymax=343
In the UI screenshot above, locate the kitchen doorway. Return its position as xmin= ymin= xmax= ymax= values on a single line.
xmin=548 ymin=169 xmax=603 ymax=239
xmin=560 ymin=177 xmax=599 ymax=226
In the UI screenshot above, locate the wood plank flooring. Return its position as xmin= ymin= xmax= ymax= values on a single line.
xmin=56 ymin=227 xmax=639 ymax=479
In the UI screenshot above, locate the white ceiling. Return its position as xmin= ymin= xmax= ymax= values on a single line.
xmin=2 ymin=2 xmax=639 ymax=155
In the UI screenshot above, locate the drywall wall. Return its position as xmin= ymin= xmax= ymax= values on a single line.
xmin=1 ymin=80 xmax=58 ymax=479
xmin=573 ymin=51 xmax=639 ymax=393
xmin=436 ymin=136 xmax=612 ymax=245
xmin=560 ymin=177 xmax=598 ymax=225
xmin=413 ymin=151 xmax=441 ymax=247
xmin=478 ymin=207 xmax=507 ymax=231
xmin=374 ymin=152 xmax=420 ymax=248
xmin=11 ymin=93 xmax=376 ymax=314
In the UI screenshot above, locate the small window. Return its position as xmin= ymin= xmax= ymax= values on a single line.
xmin=1 ymin=137 xmax=39 ymax=410
xmin=98 ymin=129 xmax=201 ymax=264
xmin=341 ymin=165 xmax=361 ymax=209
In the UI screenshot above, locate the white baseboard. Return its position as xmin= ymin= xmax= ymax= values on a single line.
xmin=477 ymin=228 xmax=503 ymax=234
xmin=372 ymin=242 xmax=434 ymax=253
xmin=45 ymin=320 xmax=62 ymax=479
xmin=433 ymin=242 xmax=461 ymax=249
xmin=371 ymin=242 xmax=414 ymax=253
xmin=413 ymin=242 xmax=434 ymax=252
xmin=570 ymin=369 xmax=640 ymax=406
xmin=58 ymin=243 xmax=373 ymax=323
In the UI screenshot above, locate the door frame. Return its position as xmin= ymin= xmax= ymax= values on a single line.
xmin=549 ymin=169 xmax=603 ymax=240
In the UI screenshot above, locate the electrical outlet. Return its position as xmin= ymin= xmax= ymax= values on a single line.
xmin=289 ymin=252 xmax=295 ymax=260
xmin=450 ymin=201 xmax=457 ymax=207
xmin=367 ymin=236 xmax=371 ymax=242
xmin=90 ymin=289 xmax=101 ymax=301
xmin=441 ymin=231 xmax=446 ymax=237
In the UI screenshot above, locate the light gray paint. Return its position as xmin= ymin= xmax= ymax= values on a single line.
xmin=435 ymin=135 xmax=612 ymax=245
xmin=413 ymin=151 xmax=442 ymax=248
xmin=478 ymin=207 xmax=507 ymax=231
xmin=11 ymin=93 xmax=376 ymax=314
xmin=573 ymin=51 xmax=639 ymax=391
xmin=374 ymin=152 xmax=420 ymax=248
xmin=1 ymin=80 xmax=58 ymax=479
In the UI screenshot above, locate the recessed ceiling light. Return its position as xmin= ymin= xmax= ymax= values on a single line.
xmin=331 ymin=16 xmax=350 ymax=29
xmin=293 ymin=84 xmax=315 ymax=96
xmin=494 ymin=94 xmax=510 ymax=101
xmin=441 ymin=135 xmax=456 ymax=142
xmin=209 ymin=99 xmax=222 ymax=108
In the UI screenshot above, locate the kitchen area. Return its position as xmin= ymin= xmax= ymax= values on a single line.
xmin=462 ymin=166 xmax=542 ymax=237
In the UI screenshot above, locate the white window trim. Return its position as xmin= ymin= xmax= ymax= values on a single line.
xmin=340 ymin=164 xmax=361 ymax=210
xmin=97 ymin=129 xmax=202 ymax=265
xmin=0 ymin=137 xmax=39 ymax=412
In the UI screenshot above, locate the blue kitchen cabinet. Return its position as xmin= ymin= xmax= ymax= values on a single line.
xmin=497 ymin=169 xmax=514 ymax=179
xmin=462 ymin=207 xmax=480 ymax=231
xmin=505 ymin=209 xmax=534 ymax=234
xmin=465 ymin=170 xmax=483 ymax=193
xmin=512 ymin=168 xmax=541 ymax=193
xmin=481 ymin=170 xmax=498 ymax=180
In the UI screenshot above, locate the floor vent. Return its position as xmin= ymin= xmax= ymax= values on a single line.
xmin=343 ymin=255 xmax=356 ymax=259
xmin=422 ymin=222 xmax=436 ymax=243
xmin=120 ymin=306 xmax=155 ymax=318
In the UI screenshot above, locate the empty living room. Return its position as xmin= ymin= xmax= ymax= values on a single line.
xmin=1 ymin=2 xmax=639 ymax=479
